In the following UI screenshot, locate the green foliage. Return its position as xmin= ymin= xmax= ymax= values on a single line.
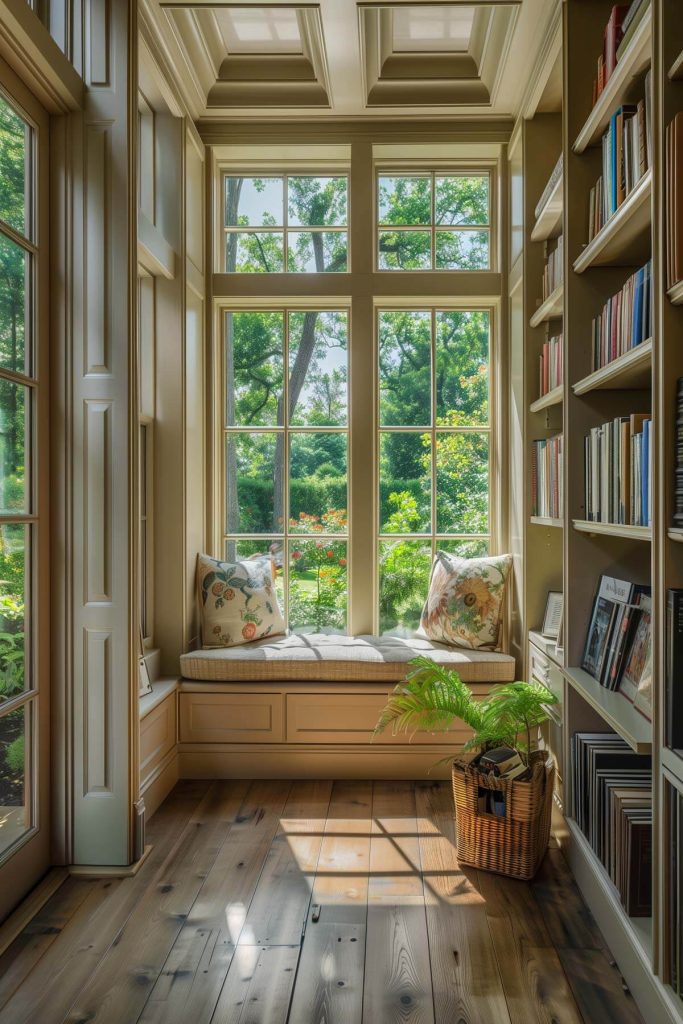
xmin=375 ymin=659 xmax=559 ymax=765
xmin=5 ymin=734 xmax=24 ymax=774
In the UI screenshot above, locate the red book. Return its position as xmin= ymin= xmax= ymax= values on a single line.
xmin=605 ymin=5 xmax=628 ymax=82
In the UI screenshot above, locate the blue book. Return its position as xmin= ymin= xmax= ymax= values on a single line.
xmin=610 ymin=111 xmax=619 ymax=216
xmin=642 ymin=260 xmax=652 ymax=340
xmin=641 ymin=419 xmax=650 ymax=526
xmin=632 ymin=266 xmax=644 ymax=347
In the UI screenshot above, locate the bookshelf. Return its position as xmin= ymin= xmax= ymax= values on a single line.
xmin=530 ymin=171 xmax=563 ymax=242
xmin=512 ymin=2 xmax=683 ymax=1020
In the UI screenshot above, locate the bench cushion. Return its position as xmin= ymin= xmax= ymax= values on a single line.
xmin=180 ymin=633 xmax=516 ymax=684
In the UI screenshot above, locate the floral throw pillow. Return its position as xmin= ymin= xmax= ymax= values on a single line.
xmin=196 ymin=553 xmax=285 ymax=648
xmin=420 ymin=551 xmax=512 ymax=650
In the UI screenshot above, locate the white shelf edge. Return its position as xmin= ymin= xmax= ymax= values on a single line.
xmin=530 ymin=173 xmax=563 ymax=242
xmin=529 ymin=284 xmax=563 ymax=327
xmin=667 ymin=279 xmax=683 ymax=305
xmin=571 ymin=338 xmax=652 ymax=395
xmin=530 ymin=516 xmax=563 ymax=528
xmin=573 ymin=519 xmax=652 ymax=541
xmin=529 ymin=385 xmax=563 ymax=413
xmin=573 ymin=6 xmax=653 ymax=154
xmin=563 ymin=665 xmax=652 ymax=753
xmin=668 ymin=528 xmax=683 ymax=543
xmin=139 ymin=678 xmax=179 ymax=719
xmin=573 ymin=170 xmax=652 ymax=274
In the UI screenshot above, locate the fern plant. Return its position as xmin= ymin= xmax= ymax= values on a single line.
xmin=375 ymin=657 xmax=559 ymax=766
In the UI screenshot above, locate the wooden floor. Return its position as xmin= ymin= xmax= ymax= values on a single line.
xmin=0 ymin=779 xmax=644 ymax=1024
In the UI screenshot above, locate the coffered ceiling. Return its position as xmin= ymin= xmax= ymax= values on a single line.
xmin=148 ymin=0 xmax=559 ymax=122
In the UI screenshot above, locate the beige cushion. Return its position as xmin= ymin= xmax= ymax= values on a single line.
xmin=180 ymin=633 xmax=515 ymax=684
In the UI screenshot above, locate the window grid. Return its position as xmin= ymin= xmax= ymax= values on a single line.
xmin=223 ymin=174 xmax=349 ymax=273
xmin=376 ymin=170 xmax=491 ymax=272
xmin=223 ymin=307 xmax=350 ymax=631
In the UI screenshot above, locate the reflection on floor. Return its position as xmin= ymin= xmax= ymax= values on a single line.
xmin=0 ymin=779 xmax=644 ymax=1023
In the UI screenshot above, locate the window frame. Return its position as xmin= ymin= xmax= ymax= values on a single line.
xmin=375 ymin=164 xmax=495 ymax=273
xmin=211 ymin=148 xmax=503 ymax=637
xmin=139 ymin=417 xmax=154 ymax=647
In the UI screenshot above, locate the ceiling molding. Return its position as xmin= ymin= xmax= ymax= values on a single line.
xmin=517 ymin=0 xmax=562 ymax=120
xmin=0 ymin=0 xmax=83 ymax=113
xmin=198 ymin=117 xmax=514 ymax=146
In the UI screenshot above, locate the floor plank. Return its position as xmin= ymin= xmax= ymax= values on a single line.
xmin=138 ymin=780 xmax=291 ymax=1024
xmin=288 ymin=780 xmax=372 ymax=1024
xmin=362 ymin=781 xmax=434 ymax=1024
xmin=209 ymin=944 xmax=300 ymax=1024
xmin=415 ymin=782 xmax=512 ymax=1024
xmin=558 ymin=948 xmax=645 ymax=1024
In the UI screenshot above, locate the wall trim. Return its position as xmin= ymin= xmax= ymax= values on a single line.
xmin=0 ymin=0 xmax=83 ymax=113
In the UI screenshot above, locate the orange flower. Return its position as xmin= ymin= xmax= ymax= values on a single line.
xmin=292 ymin=550 xmax=302 ymax=560
xmin=339 ymin=558 xmax=347 ymax=566
xmin=224 ymin=587 xmax=235 ymax=600
xmin=454 ymin=576 xmax=494 ymax=620
xmin=326 ymin=550 xmax=334 ymax=558
xmin=211 ymin=581 xmax=223 ymax=596
xmin=242 ymin=622 xmax=257 ymax=640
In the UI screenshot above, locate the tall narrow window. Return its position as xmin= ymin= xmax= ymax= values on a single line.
xmin=139 ymin=421 xmax=153 ymax=644
xmin=377 ymin=172 xmax=490 ymax=270
xmin=0 ymin=94 xmax=34 ymax=859
xmin=223 ymin=175 xmax=348 ymax=272
xmin=377 ymin=309 xmax=491 ymax=635
xmin=224 ymin=308 xmax=349 ymax=632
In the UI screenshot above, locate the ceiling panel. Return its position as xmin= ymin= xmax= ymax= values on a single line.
xmin=392 ymin=5 xmax=475 ymax=52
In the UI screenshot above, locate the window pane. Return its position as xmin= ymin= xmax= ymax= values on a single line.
xmin=288 ymin=311 xmax=348 ymax=427
xmin=378 ymin=176 xmax=430 ymax=225
xmin=225 ymin=311 xmax=284 ymax=427
xmin=0 ymin=233 xmax=28 ymax=376
xmin=0 ymin=378 xmax=27 ymax=514
xmin=289 ymin=539 xmax=347 ymax=634
xmin=288 ymin=177 xmax=347 ymax=226
xmin=436 ymin=311 xmax=489 ymax=426
xmin=435 ymin=175 xmax=489 ymax=226
xmin=379 ymin=433 xmax=431 ymax=534
xmin=378 ymin=231 xmax=431 ymax=270
xmin=0 ymin=97 xmax=28 ymax=238
xmin=287 ymin=232 xmax=347 ymax=272
xmin=226 ymin=232 xmax=284 ymax=273
xmin=0 ymin=702 xmax=29 ymax=857
xmin=435 ymin=229 xmax=489 ymax=270
xmin=226 ymin=432 xmax=283 ymax=534
xmin=225 ymin=176 xmax=283 ymax=227
xmin=289 ymin=433 xmax=347 ymax=533
xmin=379 ymin=540 xmax=431 ymax=636
xmin=379 ymin=311 xmax=431 ymax=426
xmin=438 ymin=537 xmax=490 ymax=558
xmin=0 ymin=523 xmax=28 ymax=705
xmin=226 ymin=538 xmax=285 ymax=608
xmin=435 ymin=431 xmax=489 ymax=534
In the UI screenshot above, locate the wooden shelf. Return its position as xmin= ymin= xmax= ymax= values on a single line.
xmin=668 ymin=528 xmax=683 ymax=543
xmin=573 ymin=5 xmax=652 ymax=153
xmin=573 ymin=171 xmax=652 ymax=273
xmin=530 ymin=516 xmax=563 ymax=528
xmin=572 ymin=339 xmax=652 ymax=394
xmin=139 ymin=678 xmax=178 ymax=720
xmin=573 ymin=519 xmax=651 ymax=541
xmin=529 ymin=284 xmax=563 ymax=327
xmin=563 ymin=666 xmax=652 ymax=753
xmin=530 ymin=385 xmax=563 ymax=413
xmin=667 ymin=279 xmax=683 ymax=305
xmin=530 ymin=172 xmax=563 ymax=242
xmin=669 ymin=47 xmax=683 ymax=81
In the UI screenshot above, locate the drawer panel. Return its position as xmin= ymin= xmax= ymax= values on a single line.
xmin=529 ymin=642 xmax=550 ymax=687
xmin=286 ymin=692 xmax=471 ymax=745
xmin=179 ymin=692 xmax=284 ymax=743
xmin=140 ymin=695 xmax=176 ymax=778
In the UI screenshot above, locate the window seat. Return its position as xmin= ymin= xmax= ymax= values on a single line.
xmin=179 ymin=632 xmax=516 ymax=684
xmin=178 ymin=633 xmax=514 ymax=780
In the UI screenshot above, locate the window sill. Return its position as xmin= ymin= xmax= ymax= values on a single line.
xmin=139 ymin=678 xmax=178 ymax=720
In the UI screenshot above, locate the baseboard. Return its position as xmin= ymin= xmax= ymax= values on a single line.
xmin=68 ymin=845 xmax=153 ymax=879
xmin=0 ymin=867 xmax=68 ymax=955
xmin=141 ymin=749 xmax=179 ymax=819
xmin=178 ymin=743 xmax=454 ymax=779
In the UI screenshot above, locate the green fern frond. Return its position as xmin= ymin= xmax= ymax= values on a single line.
xmin=374 ymin=657 xmax=483 ymax=739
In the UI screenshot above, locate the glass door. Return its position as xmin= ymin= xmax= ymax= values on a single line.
xmin=0 ymin=67 xmax=49 ymax=918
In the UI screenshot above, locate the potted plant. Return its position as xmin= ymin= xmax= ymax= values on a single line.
xmin=375 ymin=656 xmax=559 ymax=879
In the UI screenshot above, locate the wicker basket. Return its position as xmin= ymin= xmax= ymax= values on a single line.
xmin=451 ymin=750 xmax=555 ymax=880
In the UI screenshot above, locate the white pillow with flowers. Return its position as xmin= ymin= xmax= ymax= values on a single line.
xmin=420 ymin=551 xmax=512 ymax=651
xmin=196 ymin=552 xmax=285 ymax=648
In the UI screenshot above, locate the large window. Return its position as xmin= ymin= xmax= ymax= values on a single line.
xmin=377 ymin=309 xmax=491 ymax=635
xmin=224 ymin=175 xmax=348 ymax=273
xmin=0 ymin=92 xmax=35 ymax=859
xmin=218 ymin=154 xmax=499 ymax=636
xmin=377 ymin=172 xmax=490 ymax=270
xmin=224 ymin=308 xmax=349 ymax=633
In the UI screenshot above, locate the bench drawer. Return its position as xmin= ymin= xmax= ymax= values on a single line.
xmin=179 ymin=692 xmax=284 ymax=743
xmin=140 ymin=694 xmax=176 ymax=780
xmin=285 ymin=692 xmax=470 ymax=745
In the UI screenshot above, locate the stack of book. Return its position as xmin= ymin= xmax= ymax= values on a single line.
xmin=531 ymin=434 xmax=563 ymax=519
xmin=582 ymin=575 xmax=652 ymax=719
xmin=591 ymin=261 xmax=652 ymax=371
xmin=584 ymin=414 xmax=652 ymax=527
xmin=615 ymin=0 xmax=650 ymax=63
xmin=542 ymin=238 xmax=563 ymax=299
xmin=534 ymin=153 xmax=562 ymax=222
xmin=591 ymin=5 xmax=628 ymax=103
xmin=666 ymin=112 xmax=683 ymax=290
xmin=572 ymin=731 xmax=652 ymax=917
xmin=666 ymin=589 xmax=683 ymax=750
xmin=588 ymin=86 xmax=651 ymax=241
xmin=675 ymin=378 xmax=683 ymax=527
xmin=668 ymin=783 xmax=683 ymax=995
xmin=539 ymin=334 xmax=563 ymax=397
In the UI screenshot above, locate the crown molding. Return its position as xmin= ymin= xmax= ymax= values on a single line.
xmin=516 ymin=0 xmax=562 ymax=120
xmin=0 ymin=0 xmax=83 ymax=113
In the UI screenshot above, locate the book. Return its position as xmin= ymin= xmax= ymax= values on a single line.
xmin=619 ymin=594 xmax=651 ymax=713
xmin=584 ymin=414 xmax=651 ymax=526
xmin=666 ymin=590 xmax=683 ymax=747
xmin=582 ymin=576 xmax=650 ymax=687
